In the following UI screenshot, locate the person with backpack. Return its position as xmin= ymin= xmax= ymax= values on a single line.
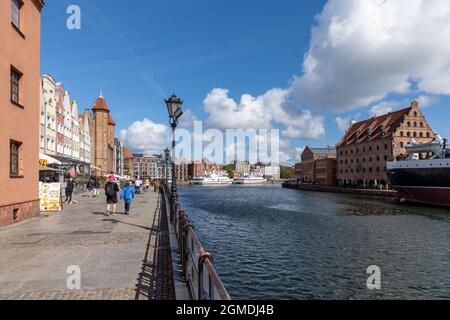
xmin=105 ymin=174 xmax=119 ymax=216
xmin=120 ymin=181 xmax=135 ymax=215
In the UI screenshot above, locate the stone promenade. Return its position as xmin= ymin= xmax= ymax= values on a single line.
xmin=0 ymin=189 xmax=175 ymax=300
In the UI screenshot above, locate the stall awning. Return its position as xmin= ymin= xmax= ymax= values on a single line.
xmin=39 ymin=166 xmax=60 ymax=172
xmin=39 ymin=153 xmax=62 ymax=166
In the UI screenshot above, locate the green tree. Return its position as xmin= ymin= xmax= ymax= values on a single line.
xmin=223 ymin=165 xmax=234 ymax=179
xmin=280 ymin=166 xmax=295 ymax=179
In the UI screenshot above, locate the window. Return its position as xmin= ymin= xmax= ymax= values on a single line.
xmin=11 ymin=0 xmax=22 ymax=29
xmin=10 ymin=140 xmax=22 ymax=177
xmin=11 ymin=67 xmax=22 ymax=105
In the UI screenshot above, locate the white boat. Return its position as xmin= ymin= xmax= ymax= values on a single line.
xmin=191 ymin=171 xmax=233 ymax=185
xmin=233 ymin=173 xmax=267 ymax=185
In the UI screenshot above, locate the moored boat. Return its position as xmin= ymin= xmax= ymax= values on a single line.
xmin=233 ymin=173 xmax=267 ymax=185
xmin=387 ymin=135 xmax=450 ymax=207
xmin=191 ymin=171 xmax=233 ymax=185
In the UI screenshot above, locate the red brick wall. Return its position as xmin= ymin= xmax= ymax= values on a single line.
xmin=0 ymin=200 xmax=39 ymax=228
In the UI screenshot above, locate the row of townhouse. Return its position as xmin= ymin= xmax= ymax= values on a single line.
xmin=39 ymin=74 xmax=91 ymax=169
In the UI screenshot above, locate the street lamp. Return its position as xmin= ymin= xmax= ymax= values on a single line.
xmin=165 ymin=94 xmax=183 ymax=199
xmin=164 ymin=147 xmax=170 ymax=184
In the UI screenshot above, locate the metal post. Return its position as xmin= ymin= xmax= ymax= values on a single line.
xmin=171 ymin=123 xmax=178 ymax=211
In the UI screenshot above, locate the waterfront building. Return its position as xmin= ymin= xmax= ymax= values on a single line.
xmin=131 ymin=155 xmax=159 ymax=179
xmin=295 ymin=147 xmax=336 ymax=185
xmin=40 ymin=74 xmax=57 ymax=156
xmin=336 ymin=101 xmax=435 ymax=188
xmin=176 ymin=161 xmax=190 ymax=182
xmin=0 ymin=0 xmax=45 ymax=227
xmin=229 ymin=160 xmax=251 ymax=178
xmin=260 ymin=163 xmax=281 ymax=180
xmin=188 ymin=160 xmax=206 ymax=179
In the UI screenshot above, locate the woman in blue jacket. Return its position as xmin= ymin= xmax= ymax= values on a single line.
xmin=120 ymin=182 xmax=135 ymax=215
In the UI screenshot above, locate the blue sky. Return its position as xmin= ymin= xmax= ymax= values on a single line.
xmin=41 ymin=0 xmax=450 ymax=163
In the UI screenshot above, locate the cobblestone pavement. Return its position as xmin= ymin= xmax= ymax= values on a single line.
xmin=0 ymin=190 xmax=175 ymax=300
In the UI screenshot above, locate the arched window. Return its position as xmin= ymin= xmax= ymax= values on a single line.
xmin=427 ymin=132 xmax=431 ymax=138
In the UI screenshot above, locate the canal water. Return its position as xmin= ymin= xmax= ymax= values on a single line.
xmin=178 ymin=185 xmax=450 ymax=300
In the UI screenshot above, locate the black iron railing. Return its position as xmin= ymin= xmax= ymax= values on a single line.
xmin=161 ymin=183 xmax=231 ymax=300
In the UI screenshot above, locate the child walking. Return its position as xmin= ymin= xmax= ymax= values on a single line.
xmin=120 ymin=181 xmax=135 ymax=215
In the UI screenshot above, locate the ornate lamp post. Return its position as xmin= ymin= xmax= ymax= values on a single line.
xmin=165 ymin=94 xmax=183 ymax=199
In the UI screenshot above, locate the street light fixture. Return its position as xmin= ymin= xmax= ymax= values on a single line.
xmin=165 ymin=93 xmax=183 ymax=201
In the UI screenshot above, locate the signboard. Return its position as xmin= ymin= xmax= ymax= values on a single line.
xmin=39 ymin=159 xmax=48 ymax=167
xmin=39 ymin=182 xmax=62 ymax=212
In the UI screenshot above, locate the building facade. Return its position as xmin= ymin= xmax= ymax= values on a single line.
xmin=40 ymin=74 xmax=57 ymax=156
xmin=295 ymin=147 xmax=337 ymax=185
xmin=336 ymin=101 xmax=435 ymax=188
xmin=0 ymin=0 xmax=44 ymax=227
xmin=131 ymin=155 xmax=159 ymax=179
xmin=114 ymin=138 xmax=124 ymax=176
xmin=88 ymin=94 xmax=118 ymax=177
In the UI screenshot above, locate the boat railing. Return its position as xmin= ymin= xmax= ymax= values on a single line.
xmin=161 ymin=182 xmax=231 ymax=301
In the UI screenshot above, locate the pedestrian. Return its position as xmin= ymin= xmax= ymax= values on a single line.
xmin=120 ymin=181 xmax=135 ymax=215
xmin=65 ymin=178 xmax=74 ymax=204
xmin=93 ymin=178 xmax=101 ymax=197
xmin=87 ymin=179 xmax=94 ymax=197
xmin=105 ymin=174 xmax=119 ymax=216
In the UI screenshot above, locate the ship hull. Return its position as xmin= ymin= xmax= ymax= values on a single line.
xmin=387 ymin=165 xmax=450 ymax=208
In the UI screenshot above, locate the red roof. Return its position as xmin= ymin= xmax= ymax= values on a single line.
xmin=123 ymin=148 xmax=133 ymax=159
xmin=108 ymin=114 xmax=116 ymax=126
xmin=337 ymin=107 xmax=412 ymax=147
xmin=92 ymin=95 xmax=110 ymax=112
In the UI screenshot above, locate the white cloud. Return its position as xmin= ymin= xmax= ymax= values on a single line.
xmin=291 ymin=0 xmax=450 ymax=111
xmin=335 ymin=116 xmax=351 ymax=133
xmin=417 ymin=95 xmax=440 ymax=108
xmin=120 ymin=119 xmax=169 ymax=155
xmin=178 ymin=109 xmax=198 ymax=129
xmin=369 ymin=100 xmax=399 ymax=116
xmin=203 ymin=88 xmax=325 ymax=139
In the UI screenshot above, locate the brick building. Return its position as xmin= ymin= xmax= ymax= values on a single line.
xmin=0 ymin=0 xmax=44 ymax=227
xmin=188 ymin=161 xmax=206 ymax=179
xmin=295 ymin=147 xmax=337 ymax=185
xmin=336 ymin=101 xmax=435 ymax=188
xmin=82 ymin=94 xmax=117 ymax=177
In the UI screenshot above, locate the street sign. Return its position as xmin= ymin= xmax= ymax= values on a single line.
xmin=39 ymin=159 xmax=48 ymax=167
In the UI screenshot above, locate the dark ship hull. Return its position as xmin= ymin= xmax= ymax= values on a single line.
xmin=387 ymin=160 xmax=450 ymax=208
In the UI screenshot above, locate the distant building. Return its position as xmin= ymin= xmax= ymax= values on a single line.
xmin=261 ymin=164 xmax=281 ymax=180
xmin=131 ymin=155 xmax=159 ymax=179
xmin=176 ymin=161 xmax=190 ymax=182
xmin=336 ymin=101 xmax=435 ymax=188
xmin=40 ymin=74 xmax=57 ymax=156
xmin=188 ymin=160 xmax=206 ymax=179
xmin=229 ymin=160 xmax=251 ymax=178
xmin=123 ymin=147 xmax=133 ymax=176
xmin=295 ymin=147 xmax=337 ymax=185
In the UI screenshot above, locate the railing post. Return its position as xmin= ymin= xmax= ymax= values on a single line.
xmin=198 ymin=252 xmax=213 ymax=300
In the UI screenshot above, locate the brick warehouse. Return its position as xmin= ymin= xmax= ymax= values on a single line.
xmin=0 ymin=0 xmax=44 ymax=227
xmin=336 ymin=101 xmax=435 ymax=188
xmin=295 ymin=147 xmax=337 ymax=186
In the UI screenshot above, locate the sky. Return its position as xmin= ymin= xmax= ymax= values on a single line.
xmin=41 ymin=0 xmax=450 ymax=164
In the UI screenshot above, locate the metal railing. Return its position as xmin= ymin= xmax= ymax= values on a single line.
xmin=162 ymin=183 xmax=231 ymax=300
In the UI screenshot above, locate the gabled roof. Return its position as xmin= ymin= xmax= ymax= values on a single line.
xmin=92 ymin=95 xmax=110 ymax=112
xmin=123 ymin=148 xmax=133 ymax=159
xmin=108 ymin=114 xmax=116 ymax=126
xmin=337 ymin=107 xmax=412 ymax=147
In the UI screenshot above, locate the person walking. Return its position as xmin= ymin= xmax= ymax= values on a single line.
xmin=87 ymin=179 xmax=94 ymax=197
xmin=120 ymin=181 xmax=135 ymax=215
xmin=65 ymin=178 xmax=74 ymax=204
xmin=105 ymin=174 xmax=119 ymax=216
xmin=93 ymin=178 xmax=101 ymax=197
